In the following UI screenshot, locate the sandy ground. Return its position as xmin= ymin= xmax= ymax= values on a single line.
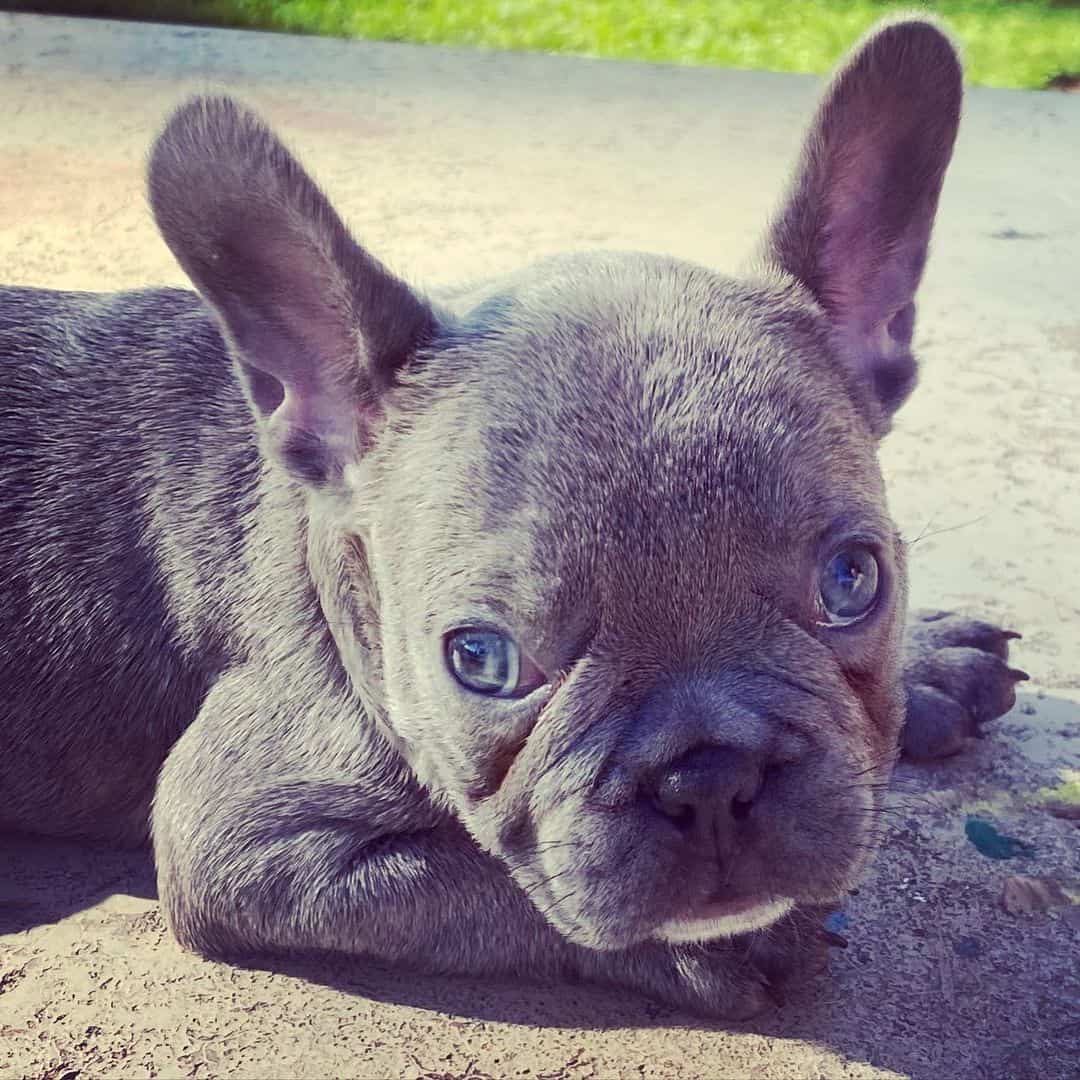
xmin=1 ymin=12 xmax=1078 ymax=1080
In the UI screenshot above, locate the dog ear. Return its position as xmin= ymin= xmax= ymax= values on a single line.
xmin=761 ymin=18 xmax=962 ymax=432
xmin=148 ymin=96 xmax=436 ymax=489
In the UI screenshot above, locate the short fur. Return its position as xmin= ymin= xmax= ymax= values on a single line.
xmin=0 ymin=18 xmax=1024 ymax=1016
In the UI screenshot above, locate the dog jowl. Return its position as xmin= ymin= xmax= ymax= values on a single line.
xmin=0 ymin=18 xmax=1026 ymax=1017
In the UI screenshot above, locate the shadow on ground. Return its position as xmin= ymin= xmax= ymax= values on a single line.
xmin=0 ymin=833 xmax=156 ymax=935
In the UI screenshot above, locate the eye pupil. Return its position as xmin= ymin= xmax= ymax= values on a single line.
xmin=834 ymin=556 xmax=861 ymax=588
xmin=820 ymin=545 xmax=880 ymax=624
xmin=447 ymin=629 xmax=521 ymax=696
xmin=462 ymin=639 xmax=488 ymax=662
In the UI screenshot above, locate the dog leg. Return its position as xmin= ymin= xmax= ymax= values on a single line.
xmin=153 ymin=666 xmax=777 ymax=1019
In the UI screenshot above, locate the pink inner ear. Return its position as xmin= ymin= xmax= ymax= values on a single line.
xmin=759 ymin=20 xmax=961 ymax=423
xmin=151 ymin=94 xmax=435 ymax=486
xmin=817 ymin=131 xmax=913 ymax=334
xmin=273 ymin=386 xmax=361 ymax=452
xmin=263 ymin=389 xmax=365 ymax=488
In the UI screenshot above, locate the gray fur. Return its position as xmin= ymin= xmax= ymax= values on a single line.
xmin=0 ymin=18 xmax=1024 ymax=1017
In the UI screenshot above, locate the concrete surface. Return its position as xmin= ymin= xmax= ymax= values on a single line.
xmin=1 ymin=11 xmax=1078 ymax=1080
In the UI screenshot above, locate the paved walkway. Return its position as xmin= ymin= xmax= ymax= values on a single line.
xmin=1 ymin=12 xmax=1078 ymax=1079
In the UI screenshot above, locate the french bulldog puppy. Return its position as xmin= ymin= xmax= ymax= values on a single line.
xmin=0 ymin=18 xmax=1026 ymax=1017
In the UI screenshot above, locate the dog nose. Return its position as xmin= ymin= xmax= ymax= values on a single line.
xmin=646 ymin=745 xmax=765 ymax=848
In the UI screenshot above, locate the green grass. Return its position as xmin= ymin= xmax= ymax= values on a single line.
xmin=44 ymin=1 xmax=1080 ymax=89
xmin=1037 ymin=771 xmax=1080 ymax=808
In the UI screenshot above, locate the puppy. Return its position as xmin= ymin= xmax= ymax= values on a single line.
xmin=0 ymin=17 xmax=1025 ymax=1017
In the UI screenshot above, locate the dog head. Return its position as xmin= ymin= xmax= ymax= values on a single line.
xmin=149 ymin=18 xmax=961 ymax=949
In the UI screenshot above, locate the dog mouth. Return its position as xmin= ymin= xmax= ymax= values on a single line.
xmin=653 ymin=895 xmax=795 ymax=943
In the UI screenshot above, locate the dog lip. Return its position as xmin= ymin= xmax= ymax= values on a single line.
xmin=655 ymin=896 xmax=794 ymax=943
xmin=698 ymin=896 xmax=762 ymax=918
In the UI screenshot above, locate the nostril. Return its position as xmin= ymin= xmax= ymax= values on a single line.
xmin=644 ymin=749 xmax=769 ymax=835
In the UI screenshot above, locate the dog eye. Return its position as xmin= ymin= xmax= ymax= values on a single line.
xmin=818 ymin=545 xmax=880 ymax=625
xmin=445 ymin=628 xmax=546 ymax=698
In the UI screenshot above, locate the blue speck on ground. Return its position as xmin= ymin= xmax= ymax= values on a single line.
xmin=964 ymin=816 xmax=1036 ymax=860
xmin=953 ymin=936 xmax=983 ymax=959
xmin=825 ymin=911 xmax=851 ymax=933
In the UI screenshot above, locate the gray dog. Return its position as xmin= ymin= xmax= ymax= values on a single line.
xmin=0 ymin=18 xmax=1026 ymax=1017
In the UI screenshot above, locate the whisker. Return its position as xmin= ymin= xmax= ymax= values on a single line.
xmin=538 ymin=890 xmax=578 ymax=921
xmin=522 ymin=868 xmax=573 ymax=898
xmin=905 ymin=512 xmax=990 ymax=547
xmin=521 ymin=839 xmax=579 ymax=857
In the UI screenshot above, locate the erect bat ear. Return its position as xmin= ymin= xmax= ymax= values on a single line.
xmin=149 ymin=95 xmax=437 ymax=488
xmin=761 ymin=19 xmax=962 ymax=433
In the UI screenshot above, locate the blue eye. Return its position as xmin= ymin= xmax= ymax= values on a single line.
xmin=819 ymin=545 xmax=880 ymax=624
xmin=446 ymin=628 xmax=544 ymax=698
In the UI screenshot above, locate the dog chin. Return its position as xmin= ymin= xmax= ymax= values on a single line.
xmin=654 ymin=897 xmax=795 ymax=943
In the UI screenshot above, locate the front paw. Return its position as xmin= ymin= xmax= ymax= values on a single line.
xmin=740 ymin=906 xmax=834 ymax=1004
xmin=582 ymin=912 xmax=830 ymax=1020
xmin=901 ymin=609 xmax=1029 ymax=760
xmin=592 ymin=939 xmax=771 ymax=1020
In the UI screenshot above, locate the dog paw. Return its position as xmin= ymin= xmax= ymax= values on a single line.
xmin=664 ymin=944 xmax=774 ymax=1020
xmin=586 ymin=938 xmax=772 ymax=1020
xmin=900 ymin=609 xmax=1029 ymax=760
xmin=740 ymin=906 xmax=834 ymax=1006
xmin=588 ymin=907 xmax=835 ymax=1019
